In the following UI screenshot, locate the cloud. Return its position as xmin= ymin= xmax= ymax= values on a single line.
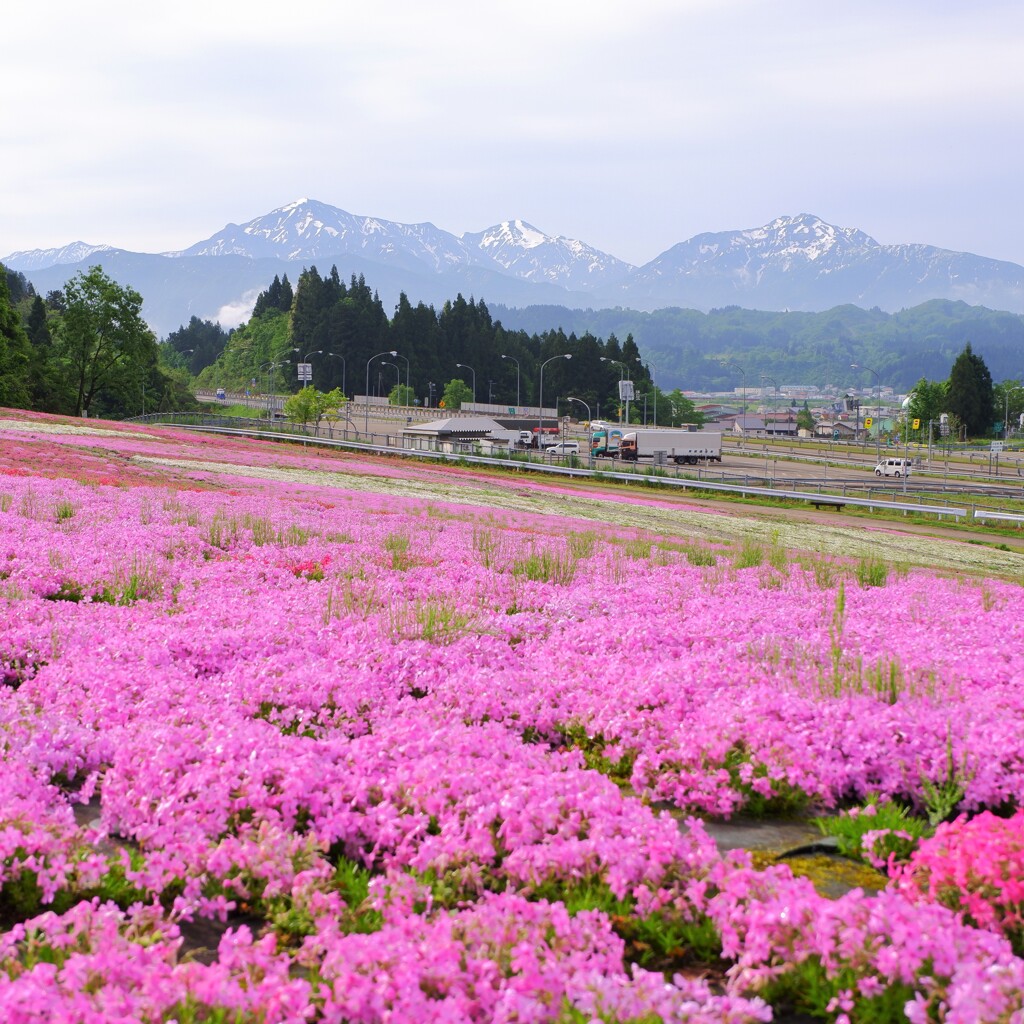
xmin=3 ymin=0 xmax=1023 ymax=266
xmin=214 ymin=290 xmax=260 ymax=330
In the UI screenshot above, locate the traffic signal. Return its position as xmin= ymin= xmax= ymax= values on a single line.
xmin=864 ymin=416 xmax=873 ymax=428
xmin=912 ymin=418 xmax=920 ymax=430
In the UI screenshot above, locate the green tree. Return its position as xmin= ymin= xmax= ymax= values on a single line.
xmin=946 ymin=342 xmax=994 ymax=438
xmin=282 ymin=386 xmax=346 ymax=432
xmin=317 ymin=388 xmax=349 ymax=434
xmin=906 ymin=378 xmax=947 ymax=439
xmin=0 ymin=269 xmax=32 ymax=408
xmin=24 ymin=294 xmax=65 ymax=412
xmin=57 ymin=266 xmax=158 ymax=417
xmin=662 ymin=390 xmax=705 ymax=427
xmin=993 ymin=378 xmax=1024 ymax=438
xmin=165 ymin=316 xmax=229 ymax=375
xmin=796 ymin=401 xmax=815 ymax=433
xmin=388 ymin=383 xmax=416 ymax=406
xmin=440 ymin=378 xmax=473 ymax=410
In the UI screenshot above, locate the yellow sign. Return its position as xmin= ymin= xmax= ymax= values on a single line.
xmin=864 ymin=416 xmax=873 ymax=428
xmin=912 ymin=418 xmax=920 ymax=430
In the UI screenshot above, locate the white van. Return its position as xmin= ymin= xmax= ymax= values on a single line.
xmin=874 ymin=458 xmax=912 ymax=478
xmin=544 ymin=441 xmax=581 ymax=456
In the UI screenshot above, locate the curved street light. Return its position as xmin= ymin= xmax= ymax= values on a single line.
xmin=302 ymin=350 xmax=322 ymax=388
xmin=455 ymin=362 xmax=476 ymax=405
xmin=394 ymin=353 xmax=411 ymax=401
xmin=365 ymin=350 xmax=398 ymax=434
xmin=501 ymin=354 xmax=520 ymax=407
xmin=1005 ymin=382 xmax=1024 ymax=440
xmin=600 ymin=356 xmax=638 ymax=424
xmin=382 ymin=361 xmax=401 ymax=399
xmin=325 ymin=352 xmax=345 ymax=396
xmin=566 ymin=395 xmax=591 ymax=422
xmin=261 ymin=359 xmax=291 ymax=416
xmin=567 ymin=396 xmax=594 ymax=466
xmin=539 ymin=353 xmax=572 ymax=442
xmin=851 ymin=362 xmax=881 ymax=462
xmin=720 ymin=359 xmax=747 ymax=425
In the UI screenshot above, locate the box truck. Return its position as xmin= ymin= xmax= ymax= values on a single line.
xmin=618 ymin=429 xmax=722 ymax=464
xmin=591 ymin=426 xmax=624 ymax=457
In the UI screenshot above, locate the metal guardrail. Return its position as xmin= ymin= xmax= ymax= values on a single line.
xmin=972 ymin=509 xmax=1024 ymax=525
xmin=153 ymin=418 xmax=975 ymax=522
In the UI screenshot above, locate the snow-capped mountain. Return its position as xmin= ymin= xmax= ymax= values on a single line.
xmin=175 ymin=198 xmax=477 ymax=274
xmin=619 ymin=213 xmax=1024 ymax=312
xmin=460 ymin=220 xmax=632 ymax=291
xmin=171 ymin=200 xmax=631 ymax=290
xmin=2 ymin=241 xmax=117 ymax=272
xmin=5 ymin=203 xmax=1024 ymax=337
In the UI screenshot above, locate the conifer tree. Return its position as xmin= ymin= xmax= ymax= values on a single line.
xmin=0 ymin=269 xmax=32 ymax=407
xmin=946 ymin=342 xmax=994 ymax=437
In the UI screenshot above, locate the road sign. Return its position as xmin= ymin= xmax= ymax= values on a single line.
xmin=832 ymin=428 xmax=840 ymax=440
xmin=297 ymin=362 xmax=312 ymax=383
xmin=992 ymin=441 xmax=1005 ymax=453
xmin=618 ymin=380 xmax=635 ymax=401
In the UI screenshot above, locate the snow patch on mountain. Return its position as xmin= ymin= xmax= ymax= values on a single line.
xmin=3 ymin=241 xmax=115 ymax=271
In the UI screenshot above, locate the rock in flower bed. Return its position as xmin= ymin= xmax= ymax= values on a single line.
xmin=1 ymin=411 xmax=1024 ymax=1021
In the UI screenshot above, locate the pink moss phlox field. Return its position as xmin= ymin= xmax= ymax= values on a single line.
xmin=3 ymin=415 xmax=1024 ymax=1020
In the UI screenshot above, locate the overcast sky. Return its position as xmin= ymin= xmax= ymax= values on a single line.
xmin=4 ymin=1 xmax=1023 ymax=267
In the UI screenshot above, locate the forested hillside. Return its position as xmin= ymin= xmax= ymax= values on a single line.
xmin=492 ymin=300 xmax=1024 ymax=392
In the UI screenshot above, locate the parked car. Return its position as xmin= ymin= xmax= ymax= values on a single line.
xmin=874 ymin=458 xmax=912 ymax=477
xmin=544 ymin=441 xmax=581 ymax=456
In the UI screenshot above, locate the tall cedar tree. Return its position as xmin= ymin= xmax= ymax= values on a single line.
xmin=946 ymin=342 xmax=994 ymax=438
xmin=0 ymin=269 xmax=32 ymax=407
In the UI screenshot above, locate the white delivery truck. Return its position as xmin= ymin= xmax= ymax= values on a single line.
xmin=618 ymin=429 xmax=723 ymax=464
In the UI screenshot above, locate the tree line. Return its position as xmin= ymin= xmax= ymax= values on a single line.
xmin=181 ymin=266 xmax=704 ymax=426
xmin=1 ymin=265 xmax=195 ymax=418
xmin=3 ymin=258 xmax=1017 ymax=437
xmin=492 ymin=299 xmax=1024 ymax=396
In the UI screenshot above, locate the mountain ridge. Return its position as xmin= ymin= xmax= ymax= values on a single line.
xmin=5 ymin=201 xmax=1024 ymax=337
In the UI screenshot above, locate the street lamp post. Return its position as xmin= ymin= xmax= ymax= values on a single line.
xmin=720 ymin=360 xmax=747 ymax=427
xmin=262 ymin=359 xmax=291 ymax=417
xmin=501 ymin=354 xmax=520 ymax=407
xmin=1004 ymin=383 xmax=1023 ymax=440
xmin=600 ymin=357 xmax=633 ymax=425
xmin=455 ymin=363 xmax=476 ymax=406
xmin=382 ymin=361 xmax=401 ymax=401
xmin=641 ymin=354 xmax=660 ymax=427
xmin=302 ymin=350 xmax=322 ymax=388
xmin=760 ymin=375 xmax=779 ymax=436
xmin=566 ymin=395 xmax=591 ymax=424
xmin=567 ymin=395 xmax=592 ymax=461
xmin=394 ymin=353 xmax=410 ymax=402
xmin=325 ymin=352 xmax=345 ymax=397
xmin=365 ymin=350 xmax=398 ymax=435
xmin=851 ymin=363 xmax=881 ymax=463
xmin=539 ymin=354 xmax=572 ymax=444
